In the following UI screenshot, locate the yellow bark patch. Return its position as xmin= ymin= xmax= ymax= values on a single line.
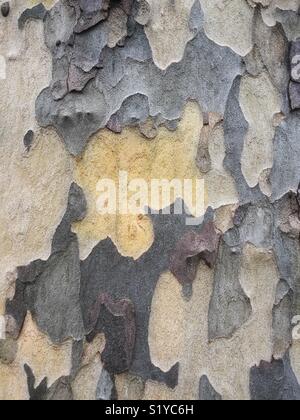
xmin=73 ymin=102 xmax=205 ymax=259
xmin=30 ymin=0 xmax=56 ymax=8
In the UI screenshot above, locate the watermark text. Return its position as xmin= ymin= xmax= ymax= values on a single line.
xmin=96 ymin=171 xmax=205 ymax=226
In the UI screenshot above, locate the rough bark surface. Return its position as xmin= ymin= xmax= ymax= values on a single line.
xmin=0 ymin=0 xmax=300 ymax=400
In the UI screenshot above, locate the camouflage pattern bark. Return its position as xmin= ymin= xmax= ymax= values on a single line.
xmin=0 ymin=0 xmax=300 ymax=400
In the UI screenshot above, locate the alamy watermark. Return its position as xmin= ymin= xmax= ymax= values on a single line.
xmin=0 ymin=55 xmax=6 ymax=80
xmin=95 ymin=171 xmax=205 ymax=226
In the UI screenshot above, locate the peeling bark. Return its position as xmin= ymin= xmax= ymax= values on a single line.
xmin=1 ymin=0 xmax=300 ymax=400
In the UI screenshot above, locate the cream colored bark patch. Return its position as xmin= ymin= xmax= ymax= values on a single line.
xmin=72 ymin=335 xmax=105 ymax=400
xmin=0 ymin=313 xmax=72 ymax=399
xmin=0 ymin=128 xmax=73 ymax=266
xmin=144 ymin=0 xmax=196 ymax=70
xmin=73 ymin=102 xmax=204 ymax=259
xmin=144 ymin=381 xmax=178 ymax=400
xmin=290 ymin=340 xmax=300 ymax=384
xmin=72 ymin=354 xmax=103 ymax=401
xmin=214 ymin=204 xmax=237 ymax=233
xmin=199 ymin=0 xmax=254 ymax=57
xmin=240 ymin=73 xmax=281 ymax=189
xmin=0 ymin=128 xmax=73 ymax=314
xmin=107 ymin=7 xmax=128 ymax=48
xmin=81 ymin=334 xmax=106 ymax=367
xmin=17 ymin=313 xmax=72 ymax=387
xmin=239 ymin=245 xmax=279 ymax=315
xmin=115 ymin=373 xmax=145 ymax=400
xmin=149 ymin=272 xmax=184 ymax=373
xmin=204 ymin=124 xmax=238 ymax=209
xmin=0 ymin=13 xmax=72 ymax=314
xmin=0 ymin=363 xmax=28 ymax=400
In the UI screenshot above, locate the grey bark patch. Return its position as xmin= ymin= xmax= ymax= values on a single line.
xmin=272 ymin=8 xmax=300 ymax=41
xmin=244 ymin=46 xmax=265 ymax=78
xmin=5 ymin=184 xmax=86 ymax=343
xmin=0 ymin=338 xmax=17 ymax=364
xmin=72 ymin=21 xmax=110 ymax=72
xmin=36 ymin=0 xmax=242 ymax=155
xmin=289 ymin=81 xmax=300 ymax=109
xmin=80 ymin=201 xmax=214 ymax=387
xmin=199 ymin=375 xmax=222 ymax=401
xmin=94 ymin=21 xmax=242 ymax=124
xmin=106 ymin=93 xmax=179 ymax=138
xmin=5 ymin=279 xmax=27 ymax=340
xmin=18 ymin=4 xmax=47 ymax=30
xmin=269 ymin=194 xmax=300 ymax=357
xmin=271 ymin=111 xmax=300 ymax=200
xmin=87 ymin=294 xmax=136 ymax=374
xmin=36 ymin=83 xmax=107 ymax=156
xmin=24 ymin=364 xmax=48 ymax=401
xmin=208 ymin=240 xmax=252 ymax=341
xmin=46 ymin=377 xmax=73 ymax=401
xmin=226 ymin=200 xmax=275 ymax=250
xmin=23 ymin=130 xmax=34 ymax=152
xmin=290 ymin=39 xmax=300 ymax=83
xmin=44 ymin=1 xmax=77 ymax=51
xmin=70 ymin=340 xmax=84 ymax=379
xmin=51 ymin=55 xmax=70 ymax=100
xmin=119 ymin=0 xmax=134 ymax=16
xmin=223 ymin=77 xmax=263 ymax=204
xmin=134 ymin=0 xmax=151 ymax=26
xmin=252 ymin=10 xmax=289 ymax=101
xmin=273 ymin=229 xmax=300 ymax=355
xmin=272 ymin=280 xmax=293 ymax=357
xmin=23 ymin=240 xmax=84 ymax=343
xmin=70 ymin=0 xmax=109 ymax=34
xmin=219 ymin=193 xmax=300 ymax=360
xmin=1 ymin=2 xmax=9 ymax=18
xmin=250 ymin=353 xmax=300 ymax=400
xmin=24 ymin=364 xmax=73 ymax=400
xmin=196 ymin=130 xmax=212 ymax=173
xmin=96 ymin=368 xmax=117 ymax=400
xmin=68 ymin=63 xmax=98 ymax=92
xmin=6 ymin=198 xmax=214 ymax=389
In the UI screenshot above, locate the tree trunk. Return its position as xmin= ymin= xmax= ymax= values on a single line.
xmin=0 ymin=0 xmax=300 ymax=400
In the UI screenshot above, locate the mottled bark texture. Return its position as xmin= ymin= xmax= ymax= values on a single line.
xmin=0 ymin=0 xmax=300 ymax=400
